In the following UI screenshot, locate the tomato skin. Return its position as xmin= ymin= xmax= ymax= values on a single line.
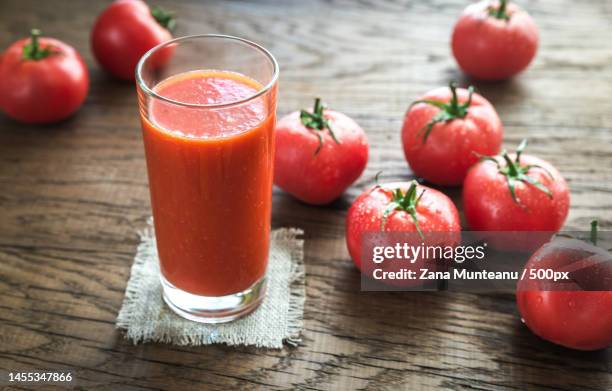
xmin=517 ymin=240 xmax=612 ymax=350
xmin=91 ymin=0 xmax=172 ymax=81
xmin=0 ymin=36 xmax=89 ymax=124
xmin=463 ymin=154 xmax=569 ymax=235
xmin=346 ymin=182 xmax=461 ymax=271
xmin=517 ymin=291 xmax=612 ymax=350
xmin=274 ymin=110 xmax=369 ymax=205
xmin=452 ymin=1 xmax=539 ymax=81
xmin=402 ymin=87 xmax=503 ymax=186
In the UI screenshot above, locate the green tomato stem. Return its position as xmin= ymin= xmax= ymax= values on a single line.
xmin=22 ymin=29 xmax=52 ymax=61
xmin=490 ymin=0 xmax=510 ymax=21
xmin=481 ymin=139 xmax=554 ymax=205
xmin=590 ymin=220 xmax=598 ymax=245
xmin=300 ymin=97 xmax=341 ymax=155
xmin=381 ymin=180 xmax=426 ymax=239
xmin=151 ymin=6 xmax=176 ymax=32
xmin=411 ymin=81 xmax=474 ymax=143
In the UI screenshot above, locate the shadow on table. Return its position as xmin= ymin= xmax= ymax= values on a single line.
xmin=506 ymin=319 xmax=611 ymax=390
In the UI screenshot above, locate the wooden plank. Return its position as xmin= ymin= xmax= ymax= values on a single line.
xmin=0 ymin=0 xmax=610 ymax=389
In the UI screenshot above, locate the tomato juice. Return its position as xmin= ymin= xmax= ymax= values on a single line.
xmin=140 ymin=70 xmax=276 ymax=297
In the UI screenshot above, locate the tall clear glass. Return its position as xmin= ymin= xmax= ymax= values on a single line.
xmin=136 ymin=35 xmax=278 ymax=323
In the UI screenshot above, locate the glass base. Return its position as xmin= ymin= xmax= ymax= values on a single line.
xmin=161 ymin=275 xmax=267 ymax=324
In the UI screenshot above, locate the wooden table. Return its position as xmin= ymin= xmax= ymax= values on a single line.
xmin=1 ymin=0 xmax=611 ymax=389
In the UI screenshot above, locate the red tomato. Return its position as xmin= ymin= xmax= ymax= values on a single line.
xmin=517 ymin=222 xmax=612 ymax=350
xmin=91 ymin=0 xmax=174 ymax=80
xmin=346 ymin=181 xmax=461 ymax=271
xmin=452 ymin=0 xmax=538 ymax=81
xmin=463 ymin=140 xmax=569 ymax=246
xmin=274 ymin=98 xmax=369 ymax=205
xmin=402 ymin=83 xmax=503 ymax=186
xmin=0 ymin=29 xmax=88 ymax=124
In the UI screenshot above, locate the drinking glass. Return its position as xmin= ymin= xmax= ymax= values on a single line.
xmin=136 ymin=34 xmax=278 ymax=323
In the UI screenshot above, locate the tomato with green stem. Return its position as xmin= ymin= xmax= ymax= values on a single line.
xmin=274 ymin=98 xmax=369 ymax=205
xmin=0 ymin=29 xmax=89 ymax=124
xmin=346 ymin=180 xmax=461 ymax=271
xmin=401 ymin=82 xmax=503 ymax=186
xmin=92 ymin=0 xmax=175 ymax=80
xmin=517 ymin=221 xmax=612 ymax=350
xmin=452 ymin=0 xmax=539 ymax=80
xmin=463 ymin=140 xmax=569 ymax=244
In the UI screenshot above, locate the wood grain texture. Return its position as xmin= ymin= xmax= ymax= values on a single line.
xmin=0 ymin=0 xmax=611 ymax=389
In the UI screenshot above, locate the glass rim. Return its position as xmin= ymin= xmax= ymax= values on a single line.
xmin=135 ymin=34 xmax=279 ymax=109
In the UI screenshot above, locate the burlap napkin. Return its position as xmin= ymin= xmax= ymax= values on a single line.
xmin=116 ymin=220 xmax=305 ymax=348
